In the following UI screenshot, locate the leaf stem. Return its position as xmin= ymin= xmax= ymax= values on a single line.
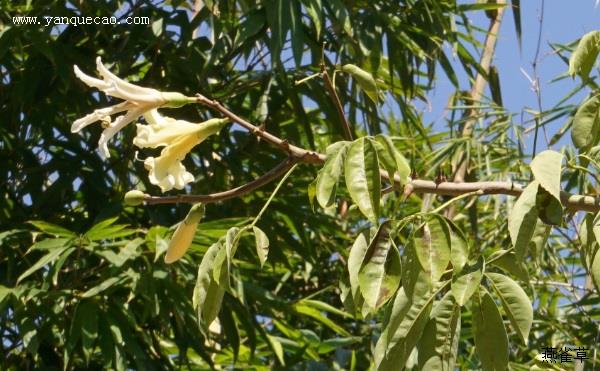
xmin=249 ymin=163 xmax=299 ymax=228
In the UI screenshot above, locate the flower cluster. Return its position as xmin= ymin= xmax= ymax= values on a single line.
xmin=72 ymin=57 xmax=228 ymax=192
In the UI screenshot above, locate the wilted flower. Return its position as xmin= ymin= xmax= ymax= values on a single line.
xmin=165 ymin=203 xmax=205 ymax=263
xmin=135 ymin=109 xmax=228 ymax=192
xmin=72 ymin=57 xmax=193 ymax=158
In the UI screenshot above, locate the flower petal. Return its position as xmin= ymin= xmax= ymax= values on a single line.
xmin=73 ymin=65 xmax=111 ymax=91
xmin=97 ymin=106 xmax=147 ymax=158
xmin=95 ymin=57 xmax=163 ymax=103
xmin=71 ymin=102 xmax=132 ymax=133
xmin=144 ymin=155 xmax=194 ymax=192
xmin=133 ymin=110 xmax=202 ymax=149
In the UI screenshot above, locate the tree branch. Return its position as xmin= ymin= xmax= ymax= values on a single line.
xmin=144 ymin=157 xmax=298 ymax=205
xmin=193 ymin=91 xmax=600 ymax=213
xmin=195 ymin=94 xmax=325 ymax=164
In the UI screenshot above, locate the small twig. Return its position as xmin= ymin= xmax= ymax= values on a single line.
xmin=320 ymin=64 xmax=353 ymax=140
xmin=531 ymin=0 xmax=547 ymax=159
xmin=249 ymin=163 xmax=299 ymax=228
xmin=144 ymin=157 xmax=298 ymax=205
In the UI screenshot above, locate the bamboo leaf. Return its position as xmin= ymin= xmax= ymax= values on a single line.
xmin=486 ymin=272 xmax=533 ymax=345
xmin=344 ymin=137 xmax=381 ymax=222
xmin=18 ymin=244 xmax=71 ymax=283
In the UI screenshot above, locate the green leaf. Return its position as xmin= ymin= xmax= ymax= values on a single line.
xmin=373 ymin=135 xmax=411 ymax=184
xmin=486 ymin=272 xmax=533 ymax=345
xmin=17 ymin=244 xmax=71 ymax=283
xmin=417 ymin=292 xmax=461 ymax=371
xmin=447 ymin=219 xmax=469 ymax=274
xmin=293 ymin=302 xmax=351 ymax=336
xmin=530 ymin=150 xmax=563 ymax=203
xmin=508 ymin=181 xmax=539 ymax=260
xmin=451 ymin=258 xmax=484 ymax=306
xmin=267 ymin=335 xmax=286 ymax=365
xmin=342 ymin=64 xmax=379 ymax=103
xmin=569 ymin=30 xmax=600 ymax=81
xmin=28 ymin=220 xmax=75 ymax=238
xmin=591 ymin=247 xmax=600 ymax=292
xmin=348 ymin=230 xmax=371 ymax=307
xmin=536 ymin=187 xmax=563 ymax=226
xmin=303 ymin=0 xmax=322 ymax=39
xmin=265 ymin=0 xmax=291 ymax=63
xmin=472 ymin=290 xmax=509 ymax=371
xmin=193 ymin=241 xmax=226 ymax=329
xmin=376 ymin=282 xmax=442 ymax=370
xmin=344 ymin=137 xmax=381 ymax=222
xmin=85 ymin=217 xmax=134 ymax=241
xmin=316 ymin=141 xmax=350 ymax=208
xmin=213 ymin=227 xmax=240 ymax=288
xmin=252 ymin=226 xmax=269 ymax=267
xmin=572 ymin=94 xmax=600 ymax=151
xmin=488 ymin=250 xmax=529 ymax=282
xmin=358 ymin=221 xmax=402 ymax=310
xmin=81 ymin=276 xmax=125 ymax=298
xmin=414 ymin=216 xmax=451 ymax=283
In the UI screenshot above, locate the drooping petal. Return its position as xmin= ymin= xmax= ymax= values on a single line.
xmin=71 ymin=102 xmax=132 ymax=133
xmin=144 ymin=155 xmax=195 ymax=192
xmin=73 ymin=65 xmax=112 ymax=91
xmin=98 ymin=106 xmax=148 ymax=158
xmin=142 ymin=133 xmax=200 ymax=191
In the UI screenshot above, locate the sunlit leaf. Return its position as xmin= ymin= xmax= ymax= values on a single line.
xmin=472 ymin=289 xmax=509 ymax=371
xmin=344 ymin=137 xmax=381 ymax=222
xmin=486 ymin=272 xmax=533 ymax=345
xmin=569 ymin=30 xmax=600 ymax=81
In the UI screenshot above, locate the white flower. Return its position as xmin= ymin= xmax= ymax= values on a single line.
xmin=137 ymin=110 xmax=229 ymax=192
xmin=72 ymin=57 xmax=193 ymax=158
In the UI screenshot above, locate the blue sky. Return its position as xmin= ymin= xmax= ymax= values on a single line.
xmin=425 ymin=0 xmax=600 ymax=153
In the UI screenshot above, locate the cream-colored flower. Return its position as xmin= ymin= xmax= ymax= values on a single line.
xmin=72 ymin=57 xmax=193 ymax=158
xmin=165 ymin=203 xmax=205 ymax=264
xmin=139 ymin=113 xmax=229 ymax=192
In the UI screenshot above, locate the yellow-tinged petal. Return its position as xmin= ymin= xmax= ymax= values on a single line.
xmin=133 ymin=110 xmax=201 ymax=149
xmin=165 ymin=204 xmax=205 ymax=263
xmin=72 ymin=57 xmax=195 ymax=157
xmin=142 ymin=118 xmax=229 ymax=191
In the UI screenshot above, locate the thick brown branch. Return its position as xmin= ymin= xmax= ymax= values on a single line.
xmin=408 ymin=179 xmax=600 ymax=213
xmin=194 ymin=91 xmax=600 ymax=213
xmin=144 ymin=157 xmax=297 ymax=205
xmin=321 ymin=66 xmax=353 ymax=140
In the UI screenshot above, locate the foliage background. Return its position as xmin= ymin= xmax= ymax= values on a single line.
xmin=0 ymin=0 xmax=599 ymax=369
